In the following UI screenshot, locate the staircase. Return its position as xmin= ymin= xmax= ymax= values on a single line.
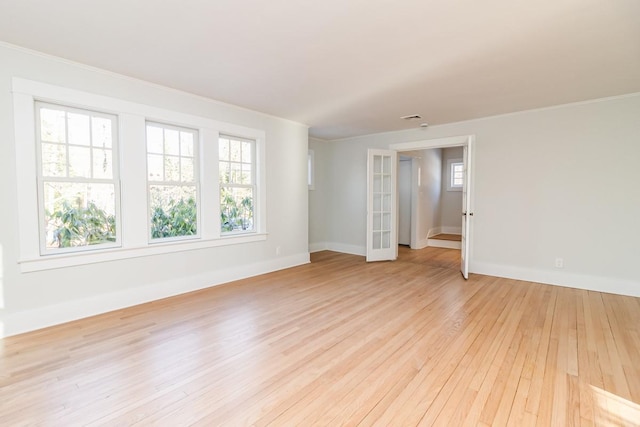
xmin=427 ymin=233 xmax=462 ymax=250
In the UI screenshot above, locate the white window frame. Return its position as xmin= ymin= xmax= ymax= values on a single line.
xmin=219 ymin=135 xmax=257 ymax=235
xmin=35 ymin=101 xmax=122 ymax=255
xmin=145 ymin=121 xmax=200 ymax=243
xmin=447 ymin=158 xmax=464 ymax=191
xmin=12 ymin=78 xmax=267 ymax=272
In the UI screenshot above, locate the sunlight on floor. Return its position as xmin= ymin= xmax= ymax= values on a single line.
xmin=592 ymin=385 xmax=640 ymax=426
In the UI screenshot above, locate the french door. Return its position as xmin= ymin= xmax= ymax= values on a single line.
xmin=366 ymin=149 xmax=397 ymax=262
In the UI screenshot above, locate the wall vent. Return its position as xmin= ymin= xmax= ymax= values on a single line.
xmin=400 ymin=114 xmax=422 ymax=120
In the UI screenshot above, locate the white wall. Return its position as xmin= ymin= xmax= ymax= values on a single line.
xmin=398 ymin=159 xmax=412 ymax=246
xmin=0 ymin=44 xmax=310 ymax=337
xmin=440 ymin=146 xmax=463 ymax=232
xmin=308 ymin=137 xmax=329 ymax=252
xmin=316 ymin=94 xmax=640 ymax=296
xmin=414 ymin=149 xmax=442 ymax=246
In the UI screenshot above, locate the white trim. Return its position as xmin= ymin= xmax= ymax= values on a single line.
xmin=441 ymin=226 xmax=462 ymax=234
xmin=427 ymin=227 xmax=442 ymax=239
xmin=329 ymin=93 xmax=640 ymax=143
xmin=19 ymin=233 xmax=268 ymax=272
xmin=327 ymin=242 xmax=366 ymax=257
xmin=12 ymin=77 xmax=268 ymax=272
xmin=3 ymin=252 xmax=310 ymax=338
xmin=1 ymin=42 xmax=309 ymax=129
xmin=390 ymin=134 xmax=472 ymax=152
xmin=470 ymin=261 xmax=640 ymax=298
xmin=427 ymin=239 xmax=462 ymax=250
xmin=13 ymin=78 xmax=266 ymax=138
xmin=309 ymin=242 xmax=328 ymax=253
xmin=413 ymin=238 xmax=429 ymax=250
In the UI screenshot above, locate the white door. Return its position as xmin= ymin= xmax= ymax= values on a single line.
xmin=366 ymin=149 xmax=397 ymax=262
xmin=461 ymin=143 xmax=472 ymax=278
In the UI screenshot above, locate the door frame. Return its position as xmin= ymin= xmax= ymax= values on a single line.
xmin=389 ymin=134 xmax=475 ymax=275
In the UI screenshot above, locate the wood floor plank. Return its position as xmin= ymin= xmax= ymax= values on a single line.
xmin=1 ymin=247 xmax=639 ymax=426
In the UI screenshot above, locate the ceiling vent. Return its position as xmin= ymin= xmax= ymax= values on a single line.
xmin=400 ymin=114 xmax=422 ymax=120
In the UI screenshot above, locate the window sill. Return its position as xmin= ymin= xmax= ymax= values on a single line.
xmin=18 ymin=233 xmax=268 ymax=273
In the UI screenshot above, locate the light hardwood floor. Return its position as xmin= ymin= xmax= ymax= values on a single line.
xmin=1 ymin=247 xmax=640 ymax=426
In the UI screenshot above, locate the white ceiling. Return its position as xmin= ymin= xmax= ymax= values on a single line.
xmin=1 ymin=0 xmax=639 ymax=140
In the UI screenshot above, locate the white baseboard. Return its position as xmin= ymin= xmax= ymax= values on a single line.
xmin=309 ymin=242 xmax=329 ymax=253
xmin=441 ymin=226 xmax=462 ymax=235
xmin=427 ymin=227 xmax=442 ymax=239
xmin=412 ymin=238 xmax=429 ymax=250
xmin=326 ymin=242 xmax=366 ymax=256
xmin=2 ymin=253 xmax=310 ymax=338
xmin=470 ymin=261 xmax=640 ymax=297
xmin=427 ymin=239 xmax=462 ymax=250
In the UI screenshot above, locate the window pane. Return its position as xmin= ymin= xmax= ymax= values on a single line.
xmin=147 ymin=126 xmax=164 ymax=154
xmin=373 ymin=155 xmax=381 ymax=174
xmin=241 ymin=141 xmax=251 ymax=163
xmin=373 ymin=231 xmax=381 ymax=249
xmin=149 ymin=185 xmax=197 ymax=239
xmin=219 ymin=161 xmax=230 ymax=184
xmin=68 ymin=146 xmax=91 ymax=178
xmin=40 ymin=108 xmax=65 ymax=143
xmin=373 ymin=213 xmax=381 ymax=231
xmin=165 ymin=129 xmax=179 ymax=155
xmin=229 ymin=162 xmax=241 ymax=183
xmin=382 ymin=231 xmax=391 ymax=248
xmin=181 ymin=157 xmax=194 ymax=182
xmin=180 ymin=132 xmax=194 ymax=157
xmin=92 ymin=117 xmax=112 ymax=148
xmin=383 ymin=175 xmax=391 ymax=193
xmin=220 ymin=186 xmax=254 ymax=233
xmin=164 ymin=156 xmax=180 ymax=181
xmin=382 ymin=213 xmax=391 ymax=231
xmin=148 ymin=154 xmax=163 ymax=181
xmin=241 ymin=164 xmax=252 ymax=184
xmin=43 ymin=181 xmax=116 ymax=249
xmin=230 ymin=140 xmax=241 ymax=162
xmin=92 ymin=148 xmax=113 ymax=179
xmin=382 ymin=156 xmax=391 ymax=174
xmin=373 ymin=193 xmax=382 ymax=212
xmin=67 ymin=112 xmax=91 ymax=146
xmin=219 ymin=138 xmax=229 ymax=161
xmin=41 ymin=143 xmax=66 ymax=177
xmin=383 ymin=194 xmax=391 ymax=212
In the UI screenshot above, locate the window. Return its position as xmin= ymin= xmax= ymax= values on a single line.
xmin=146 ymin=122 xmax=199 ymax=240
xmin=308 ymin=149 xmax=315 ymax=190
xmin=448 ymin=159 xmax=464 ymax=191
xmin=35 ymin=102 xmax=120 ymax=253
xmin=219 ymin=135 xmax=255 ymax=233
xmin=14 ymin=78 xmax=267 ymax=272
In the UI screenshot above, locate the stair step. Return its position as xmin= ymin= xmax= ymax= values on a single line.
xmin=429 ymin=233 xmax=461 ymax=242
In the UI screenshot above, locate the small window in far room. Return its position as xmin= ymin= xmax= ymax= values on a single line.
xmin=448 ymin=159 xmax=464 ymax=191
xmin=308 ymin=149 xmax=315 ymax=190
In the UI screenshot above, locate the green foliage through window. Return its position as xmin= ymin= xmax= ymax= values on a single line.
xmin=151 ymin=197 xmax=197 ymax=238
xmin=220 ymin=188 xmax=253 ymax=232
xmin=48 ymin=201 xmax=116 ymax=248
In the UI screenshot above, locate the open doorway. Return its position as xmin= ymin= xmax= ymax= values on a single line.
xmin=397 ymin=147 xmax=464 ymax=250
xmin=365 ymin=135 xmax=474 ymax=278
